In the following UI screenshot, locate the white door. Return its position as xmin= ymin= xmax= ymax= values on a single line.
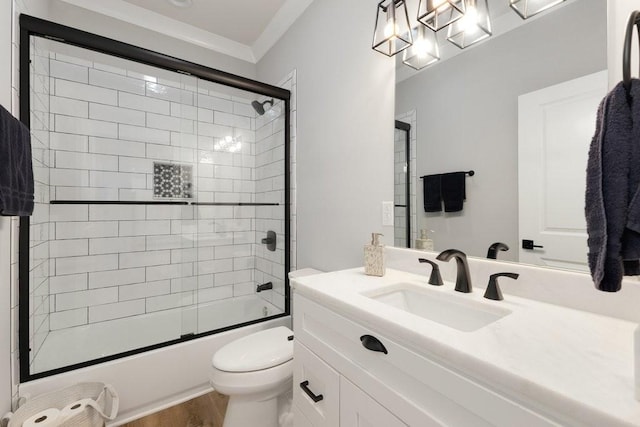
xmin=518 ymin=71 xmax=608 ymax=270
xmin=339 ymin=377 xmax=407 ymax=427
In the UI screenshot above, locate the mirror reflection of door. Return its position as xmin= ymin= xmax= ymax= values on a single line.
xmin=394 ymin=121 xmax=411 ymax=247
xmin=518 ymin=70 xmax=608 ymax=271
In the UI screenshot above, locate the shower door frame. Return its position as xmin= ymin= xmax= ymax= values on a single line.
xmin=18 ymin=14 xmax=291 ymax=382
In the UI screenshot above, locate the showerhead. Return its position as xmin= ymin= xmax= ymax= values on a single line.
xmin=251 ymin=99 xmax=274 ymax=116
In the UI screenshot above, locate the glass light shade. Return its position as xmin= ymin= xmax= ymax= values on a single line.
xmin=447 ymin=0 xmax=491 ymax=49
xmin=417 ymin=0 xmax=465 ymax=32
xmin=403 ymin=26 xmax=440 ymax=70
xmin=372 ymin=0 xmax=413 ymax=57
xmin=510 ymin=0 xmax=565 ymax=19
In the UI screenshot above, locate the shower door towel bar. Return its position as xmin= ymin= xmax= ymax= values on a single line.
xmin=49 ymin=200 xmax=280 ymax=206
xmin=623 ymin=10 xmax=640 ymax=92
xmin=420 ymin=170 xmax=475 ymax=179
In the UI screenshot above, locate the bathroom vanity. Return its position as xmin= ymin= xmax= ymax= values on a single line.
xmin=290 ymin=259 xmax=640 ymax=426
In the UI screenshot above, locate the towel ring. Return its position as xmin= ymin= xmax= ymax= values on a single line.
xmin=623 ymin=10 xmax=640 ymax=92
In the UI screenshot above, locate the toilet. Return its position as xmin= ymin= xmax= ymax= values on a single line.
xmin=210 ymin=326 xmax=294 ymax=427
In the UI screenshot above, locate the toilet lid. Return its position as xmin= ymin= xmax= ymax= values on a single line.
xmin=212 ymin=326 xmax=293 ymax=372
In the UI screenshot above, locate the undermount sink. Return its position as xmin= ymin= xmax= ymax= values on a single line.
xmin=363 ymin=283 xmax=512 ymax=332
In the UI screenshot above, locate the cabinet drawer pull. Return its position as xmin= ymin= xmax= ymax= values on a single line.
xmin=360 ymin=334 xmax=388 ymax=354
xmin=299 ymin=380 xmax=324 ymax=403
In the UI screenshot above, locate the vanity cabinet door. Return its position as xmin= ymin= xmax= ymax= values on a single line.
xmin=293 ymin=404 xmax=314 ymax=427
xmin=293 ymin=342 xmax=340 ymax=426
xmin=340 ymin=376 xmax=407 ymax=427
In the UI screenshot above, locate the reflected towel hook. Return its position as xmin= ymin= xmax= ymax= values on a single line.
xmin=623 ymin=10 xmax=640 ymax=92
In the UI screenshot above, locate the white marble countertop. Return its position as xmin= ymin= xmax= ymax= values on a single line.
xmin=292 ymin=268 xmax=640 ymax=427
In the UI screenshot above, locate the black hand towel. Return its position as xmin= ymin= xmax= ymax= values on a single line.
xmin=423 ymin=174 xmax=442 ymax=212
xmin=0 ymin=104 xmax=34 ymax=216
xmin=624 ymin=79 xmax=640 ymax=262
xmin=585 ymin=80 xmax=640 ymax=292
xmin=441 ymin=172 xmax=466 ymax=212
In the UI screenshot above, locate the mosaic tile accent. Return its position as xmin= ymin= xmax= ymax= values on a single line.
xmin=153 ymin=162 xmax=193 ymax=199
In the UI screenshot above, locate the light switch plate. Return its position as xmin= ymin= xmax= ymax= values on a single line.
xmin=382 ymin=201 xmax=394 ymax=226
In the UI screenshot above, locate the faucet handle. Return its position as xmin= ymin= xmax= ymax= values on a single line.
xmin=484 ymin=272 xmax=519 ymax=301
xmin=418 ymin=258 xmax=444 ymax=286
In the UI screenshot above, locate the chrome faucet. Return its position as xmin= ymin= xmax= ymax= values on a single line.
xmin=436 ymin=249 xmax=472 ymax=293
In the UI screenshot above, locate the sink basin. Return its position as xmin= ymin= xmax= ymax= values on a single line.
xmin=363 ymin=283 xmax=511 ymax=332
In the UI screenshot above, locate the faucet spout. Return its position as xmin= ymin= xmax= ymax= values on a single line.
xmin=436 ymin=249 xmax=472 ymax=293
xmin=487 ymin=242 xmax=509 ymax=259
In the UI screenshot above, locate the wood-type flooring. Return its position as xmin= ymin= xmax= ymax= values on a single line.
xmin=121 ymin=391 xmax=228 ymax=427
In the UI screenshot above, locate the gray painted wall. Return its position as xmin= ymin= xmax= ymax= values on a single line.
xmin=395 ymin=0 xmax=606 ymax=260
xmin=257 ymin=0 xmax=395 ymax=272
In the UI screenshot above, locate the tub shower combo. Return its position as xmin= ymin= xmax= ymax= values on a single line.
xmin=19 ymin=16 xmax=290 ymax=381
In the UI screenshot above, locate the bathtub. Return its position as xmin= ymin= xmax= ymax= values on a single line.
xmin=19 ymin=295 xmax=290 ymax=425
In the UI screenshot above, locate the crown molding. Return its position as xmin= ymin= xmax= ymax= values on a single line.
xmin=58 ymin=0 xmax=316 ymax=64
xmin=252 ymin=0 xmax=315 ymax=62
xmin=58 ymin=0 xmax=256 ymax=63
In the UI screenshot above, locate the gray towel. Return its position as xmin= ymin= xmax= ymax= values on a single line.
xmin=0 ymin=104 xmax=34 ymax=216
xmin=585 ymin=80 xmax=640 ymax=292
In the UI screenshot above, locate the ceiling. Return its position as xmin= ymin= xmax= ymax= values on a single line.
xmin=58 ymin=0 xmax=315 ymax=63
xmin=121 ymin=0 xmax=286 ymax=46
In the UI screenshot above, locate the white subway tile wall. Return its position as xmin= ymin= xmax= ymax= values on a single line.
xmin=34 ymin=46 xmax=289 ymax=344
xmin=253 ymin=70 xmax=297 ymax=311
xmin=29 ymin=36 xmax=52 ymax=365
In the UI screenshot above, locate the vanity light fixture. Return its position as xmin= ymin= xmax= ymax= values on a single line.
xmin=372 ymin=0 xmax=413 ymax=57
xmin=447 ymin=0 xmax=491 ymax=49
xmin=417 ymin=0 xmax=466 ymax=32
xmin=402 ymin=25 xmax=440 ymax=70
xmin=509 ymin=0 xmax=565 ymax=19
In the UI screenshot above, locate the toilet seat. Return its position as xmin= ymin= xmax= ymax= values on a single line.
xmin=212 ymin=326 xmax=293 ymax=373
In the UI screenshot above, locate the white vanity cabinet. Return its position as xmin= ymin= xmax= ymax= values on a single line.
xmin=339 ymin=376 xmax=407 ymax=427
xmin=292 ymin=293 xmax=562 ymax=427
xmin=293 ymin=335 xmax=405 ymax=427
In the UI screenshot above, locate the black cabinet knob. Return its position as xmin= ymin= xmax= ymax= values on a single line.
xmin=360 ymin=335 xmax=388 ymax=354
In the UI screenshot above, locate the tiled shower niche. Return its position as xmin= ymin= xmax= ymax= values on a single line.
xmin=153 ymin=162 xmax=193 ymax=199
xmin=23 ymin=35 xmax=288 ymax=377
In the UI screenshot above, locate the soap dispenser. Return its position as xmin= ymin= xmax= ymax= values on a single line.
xmin=364 ymin=233 xmax=385 ymax=277
xmin=415 ymin=229 xmax=434 ymax=251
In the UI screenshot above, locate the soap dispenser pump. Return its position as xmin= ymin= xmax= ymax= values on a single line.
xmin=364 ymin=233 xmax=385 ymax=277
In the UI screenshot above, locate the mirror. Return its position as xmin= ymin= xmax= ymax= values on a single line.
xmin=395 ymin=0 xmax=607 ymax=271
xmin=394 ymin=120 xmax=412 ymax=247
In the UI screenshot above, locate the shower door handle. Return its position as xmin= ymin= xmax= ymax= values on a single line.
xmin=299 ymin=380 xmax=324 ymax=403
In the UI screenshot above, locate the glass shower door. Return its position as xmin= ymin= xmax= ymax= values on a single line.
xmin=20 ymin=16 xmax=290 ymax=380
xmin=192 ymin=79 xmax=287 ymax=335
